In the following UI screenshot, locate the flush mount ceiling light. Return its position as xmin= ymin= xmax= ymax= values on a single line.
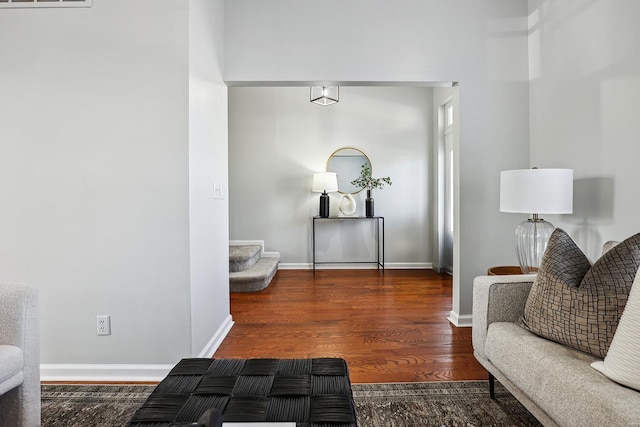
xmin=310 ymin=86 xmax=339 ymax=106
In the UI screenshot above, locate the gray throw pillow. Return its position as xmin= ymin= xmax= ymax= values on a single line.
xmin=518 ymin=228 xmax=640 ymax=358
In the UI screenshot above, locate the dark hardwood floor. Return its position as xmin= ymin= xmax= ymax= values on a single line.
xmin=214 ymin=269 xmax=488 ymax=384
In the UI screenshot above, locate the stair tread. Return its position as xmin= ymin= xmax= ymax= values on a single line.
xmin=230 ymin=257 xmax=279 ymax=293
xmin=230 ymin=257 xmax=279 ymax=280
xmin=229 ymin=245 xmax=263 ymax=272
xmin=229 ymin=245 xmax=262 ymax=262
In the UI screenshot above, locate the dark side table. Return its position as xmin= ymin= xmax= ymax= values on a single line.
xmin=487 ymin=266 xmax=523 ymax=275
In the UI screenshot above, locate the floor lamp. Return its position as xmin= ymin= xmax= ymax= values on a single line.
xmin=500 ymin=168 xmax=573 ymax=273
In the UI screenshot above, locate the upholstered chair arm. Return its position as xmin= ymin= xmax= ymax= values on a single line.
xmin=472 ymin=275 xmax=536 ymax=360
xmin=0 ymin=284 xmax=38 ymax=348
xmin=0 ymin=283 xmax=40 ymax=427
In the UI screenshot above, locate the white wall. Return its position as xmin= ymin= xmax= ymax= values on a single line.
xmin=225 ymin=0 xmax=530 ymax=322
xmin=528 ymin=0 xmax=640 ymax=261
xmin=228 ymin=86 xmax=432 ymax=267
xmin=0 ymin=0 xmax=230 ymax=373
xmin=189 ymin=0 xmax=231 ymax=356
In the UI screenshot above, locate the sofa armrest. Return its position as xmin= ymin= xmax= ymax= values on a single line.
xmin=0 ymin=283 xmax=40 ymax=427
xmin=472 ymin=274 xmax=536 ymax=360
xmin=0 ymin=283 xmax=38 ymax=350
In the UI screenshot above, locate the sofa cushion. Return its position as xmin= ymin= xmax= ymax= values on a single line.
xmin=518 ymin=229 xmax=640 ymax=358
xmin=0 ymin=344 xmax=24 ymax=395
xmin=486 ymin=322 xmax=640 ymax=427
xmin=591 ymin=269 xmax=640 ymax=391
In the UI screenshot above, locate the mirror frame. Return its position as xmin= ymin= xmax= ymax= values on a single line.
xmin=326 ymin=147 xmax=371 ymax=194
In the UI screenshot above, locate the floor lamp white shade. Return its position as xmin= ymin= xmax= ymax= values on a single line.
xmin=500 ymin=168 xmax=573 ymax=273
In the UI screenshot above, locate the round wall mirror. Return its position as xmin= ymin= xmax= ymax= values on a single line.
xmin=326 ymin=147 xmax=371 ymax=194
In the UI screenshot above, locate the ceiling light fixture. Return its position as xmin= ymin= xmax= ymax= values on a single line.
xmin=310 ymin=86 xmax=339 ymax=106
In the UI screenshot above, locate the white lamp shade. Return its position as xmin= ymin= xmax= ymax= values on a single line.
xmin=500 ymin=168 xmax=573 ymax=214
xmin=312 ymin=172 xmax=338 ymax=193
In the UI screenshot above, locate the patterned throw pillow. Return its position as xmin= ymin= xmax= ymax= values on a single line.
xmin=518 ymin=228 xmax=640 ymax=358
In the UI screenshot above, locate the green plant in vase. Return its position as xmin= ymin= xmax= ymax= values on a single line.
xmin=350 ymin=163 xmax=392 ymax=217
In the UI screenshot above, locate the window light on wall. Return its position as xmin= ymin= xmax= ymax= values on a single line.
xmin=0 ymin=0 xmax=91 ymax=8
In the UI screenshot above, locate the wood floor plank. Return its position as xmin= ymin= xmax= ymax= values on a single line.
xmin=214 ymin=269 xmax=488 ymax=383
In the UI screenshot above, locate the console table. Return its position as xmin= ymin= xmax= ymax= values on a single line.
xmin=312 ymin=216 xmax=384 ymax=270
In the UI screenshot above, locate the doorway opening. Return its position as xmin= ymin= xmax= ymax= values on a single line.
xmin=227 ymin=82 xmax=460 ymax=321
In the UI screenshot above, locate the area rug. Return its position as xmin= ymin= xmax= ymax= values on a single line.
xmin=352 ymin=381 xmax=541 ymax=427
xmin=41 ymin=381 xmax=542 ymax=426
xmin=41 ymin=384 xmax=155 ymax=427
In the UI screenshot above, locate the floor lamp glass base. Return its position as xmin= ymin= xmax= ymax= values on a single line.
xmin=515 ymin=218 xmax=555 ymax=274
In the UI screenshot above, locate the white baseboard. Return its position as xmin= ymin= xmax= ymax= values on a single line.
xmin=196 ymin=314 xmax=234 ymax=358
xmin=40 ymin=314 xmax=235 ymax=382
xmin=447 ymin=310 xmax=472 ymax=327
xmin=229 ymin=240 xmax=280 ymax=259
xmin=277 ymin=263 xmax=310 ymax=270
xmin=40 ymin=363 xmax=174 ymax=383
xmin=229 ymin=240 xmax=263 ymax=247
xmin=384 ymin=262 xmax=433 ymax=269
xmin=278 ymin=262 xmax=433 ymax=270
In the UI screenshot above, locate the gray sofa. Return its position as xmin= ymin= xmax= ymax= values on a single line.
xmin=0 ymin=283 xmax=40 ymax=427
xmin=472 ymin=273 xmax=640 ymax=427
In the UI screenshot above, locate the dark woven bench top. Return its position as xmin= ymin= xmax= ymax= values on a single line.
xmin=126 ymin=358 xmax=357 ymax=427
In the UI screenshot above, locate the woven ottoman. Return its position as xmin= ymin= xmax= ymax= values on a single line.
xmin=126 ymin=358 xmax=357 ymax=427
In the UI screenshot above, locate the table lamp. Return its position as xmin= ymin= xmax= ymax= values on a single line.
xmin=500 ymin=168 xmax=573 ymax=273
xmin=312 ymin=172 xmax=338 ymax=218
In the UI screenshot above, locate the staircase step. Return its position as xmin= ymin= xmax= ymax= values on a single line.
xmin=230 ymin=256 xmax=279 ymax=292
xmin=229 ymin=245 xmax=262 ymax=272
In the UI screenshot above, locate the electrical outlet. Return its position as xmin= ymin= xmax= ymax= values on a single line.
xmin=96 ymin=315 xmax=111 ymax=336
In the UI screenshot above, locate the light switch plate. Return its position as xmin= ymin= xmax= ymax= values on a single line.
xmin=213 ymin=180 xmax=225 ymax=199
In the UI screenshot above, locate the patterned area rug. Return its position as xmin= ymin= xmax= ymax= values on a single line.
xmin=352 ymin=382 xmax=541 ymax=427
xmin=41 ymin=381 xmax=542 ymax=427
xmin=41 ymin=384 xmax=154 ymax=427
